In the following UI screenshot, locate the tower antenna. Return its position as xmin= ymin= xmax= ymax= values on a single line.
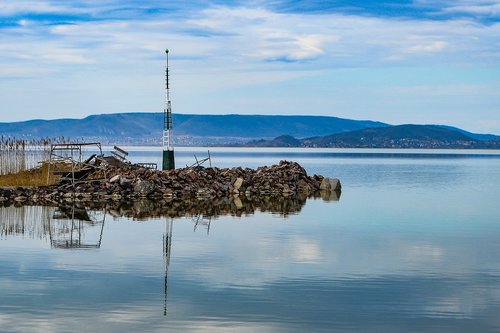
xmin=162 ymin=48 xmax=175 ymax=170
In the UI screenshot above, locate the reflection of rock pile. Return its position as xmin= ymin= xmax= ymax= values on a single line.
xmin=113 ymin=196 xmax=311 ymax=219
xmin=79 ymin=194 xmax=325 ymax=219
xmin=0 ymin=160 xmax=341 ymax=206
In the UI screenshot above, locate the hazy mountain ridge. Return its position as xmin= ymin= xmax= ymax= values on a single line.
xmin=0 ymin=112 xmax=388 ymax=139
xmin=436 ymin=125 xmax=499 ymax=141
xmin=0 ymin=113 xmax=498 ymax=148
xmin=245 ymin=125 xmax=500 ymax=149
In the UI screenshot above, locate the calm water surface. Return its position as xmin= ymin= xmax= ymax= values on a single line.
xmin=1 ymin=148 xmax=500 ymax=332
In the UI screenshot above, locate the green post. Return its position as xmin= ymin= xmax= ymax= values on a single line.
xmin=162 ymin=150 xmax=175 ymax=170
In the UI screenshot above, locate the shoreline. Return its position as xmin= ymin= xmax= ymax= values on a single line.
xmin=0 ymin=160 xmax=341 ymax=207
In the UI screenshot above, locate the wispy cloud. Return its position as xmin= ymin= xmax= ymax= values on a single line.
xmin=0 ymin=1 xmax=76 ymax=16
xmin=2 ymin=2 xmax=499 ymax=72
xmin=403 ymin=40 xmax=448 ymax=54
xmin=438 ymin=0 xmax=500 ymax=16
xmin=0 ymin=1 xmax=499 ymax=133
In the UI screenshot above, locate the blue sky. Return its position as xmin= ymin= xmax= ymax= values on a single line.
xmin=1 ymin=0 xmax=500 ymax=133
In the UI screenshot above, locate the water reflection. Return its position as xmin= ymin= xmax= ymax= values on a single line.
xmin=164 ymin=218 xmax=173 ymax=317
xmin=1 ymin=150 xmax=499 ymax=332
xmin=0 ymin=205 xmax=105 ymax=249
xmin=1 ymin=195 xmax=343 ymax=319
xmin=49 ymin=205 xmax=105 ymax=249
xmin=192 ymin=215 xmax=212 ymax=234
xmin=1 ymin=204 xmax=175 ymax=317
xmin=106 ymin=195 xmax=310 ymax=219
xmin=1 ymin=189 xmax=339 ymax=222
xmin=0 ymin=205 xmax=51 ymax=239
xmin=0 ymin=190 xmax=341 ymax=246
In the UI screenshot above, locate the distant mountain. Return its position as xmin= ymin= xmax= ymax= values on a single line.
xmin=245 ymin=135 xmax=302 ymax=147
xmin=437 ymin=125 xmax=499 ymax=141
xmin=0 ymin=113 xmax=498 ymax=148
xmin=248 ymin=125 xmax=500 ymax=149
xmin=174 ymin=114 xmax=388 ymax=138
xmin=0 ymin=112 xmax=388 ymax=140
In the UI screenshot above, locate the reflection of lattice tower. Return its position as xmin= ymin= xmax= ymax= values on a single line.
xmin=49 ymin=207 xmax=105 ymax=249
xmin=163 ymin=218 xmax=173 ymax=316
xmin=162 ymin=48 xmax=175 ymax=170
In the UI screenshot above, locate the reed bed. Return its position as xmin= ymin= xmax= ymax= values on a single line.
xmin=0 ymin=162 xmax=62 ymax=186
xmin=0 ymin=137 xmax=69 ymax=186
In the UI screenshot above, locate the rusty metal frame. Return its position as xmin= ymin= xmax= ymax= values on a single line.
xmin=46 ymin=142 xmax=106 ymax=188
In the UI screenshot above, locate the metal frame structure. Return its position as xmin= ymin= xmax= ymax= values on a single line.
xmin=187 ymin=150 xmax=212 ymax=169
xmin=162 ymin=48 xmax=175 ymax=170
xmin=46 ymin=142 xmax=106 ymax=187
xmin=136 ymin=162 xmax=158 ymax=169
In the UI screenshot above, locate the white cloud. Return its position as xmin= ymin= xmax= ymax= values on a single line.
xmin=41 ymin=50 xmax=95 ymax=64
xmin=246 ymin=33 xmax=334 ymax=61
xmin=442 ymin=1 xmax=500 ymax=15
xmin=0 ymin=2 xmax=499 ymax=131
xmin=404 ymin=41 xmax=448 ymax=54
xmin=414 ymin=0 xmax=500 ymax=15
xmin=2 ymin=4 xmax=499 ymax=73
xmin=0 ymin=66 xmax=53 ymax=77
xmin=0 ymin=1 xmax=74 ymax=15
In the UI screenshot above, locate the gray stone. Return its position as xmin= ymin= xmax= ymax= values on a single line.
xmin=109 ymin=175 xmax=121 ymax=183
xmin=329 ymin=178 xmax=342 ymax=191
xmin=120 ymin=177 xmax=132 ymax=188
xmin=233 ymin=177 xmax=244 ymax=191
xmin=319 ymin=177 xmax=342 ymax=191
xmin=133 ymin=180 xmax=156 ymax=196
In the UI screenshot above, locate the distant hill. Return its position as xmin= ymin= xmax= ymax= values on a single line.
xmin=0 ymin=113 xmax=498 ymax=148
xmin=174 ymin=114 xmax=388 ymax=138
xmin=246 ymin=135 xmax=302 ymax=147
xmin=437 ymin=125 xmax=499 ymax=141
xmin=0 ymin=113 xmax=388 ymax=140
xmin=248 ymin=125 xmax=500 ymax=149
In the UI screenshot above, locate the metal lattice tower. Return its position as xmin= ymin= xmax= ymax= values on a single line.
xmin=162 ymin=48 xmax=175 ymax=170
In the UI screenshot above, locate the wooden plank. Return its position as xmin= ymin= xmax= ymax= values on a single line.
xmin=113 ymin=146 xmax=129 ymax=156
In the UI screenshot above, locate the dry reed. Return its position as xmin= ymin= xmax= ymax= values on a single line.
xmin=0 ymin=136 xmax=70 ymax=186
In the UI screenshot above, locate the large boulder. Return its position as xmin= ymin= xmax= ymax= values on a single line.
xmin=109 ymin=175 xmax=121 ymax=183
xmin=133 ymin=180 xmax=156 ymax=197
xmin=233 ymin=177 xmax=244 ymax=191
xmin=120 ymin=177 xmax=132 ymax=189
xmin=319 ymin=178 xmax=342 ymax=191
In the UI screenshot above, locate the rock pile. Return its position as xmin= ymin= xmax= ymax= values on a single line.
xmin=0 ymin=160 xmax=341 ymax=205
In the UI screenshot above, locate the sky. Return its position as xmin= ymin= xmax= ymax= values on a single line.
xmin=0 ymin=0 xmax=500 ymax=134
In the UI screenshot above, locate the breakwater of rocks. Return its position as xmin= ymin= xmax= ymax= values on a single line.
xmin=0 ymin=160 xmax=341 ymax=209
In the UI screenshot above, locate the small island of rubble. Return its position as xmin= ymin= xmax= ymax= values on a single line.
xmin=0 ymin=159 xmax=341 ymax=206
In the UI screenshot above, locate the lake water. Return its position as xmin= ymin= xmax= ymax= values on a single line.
xmin=1 ymin=148 xmax=500 ymax=332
